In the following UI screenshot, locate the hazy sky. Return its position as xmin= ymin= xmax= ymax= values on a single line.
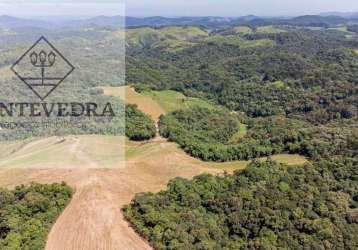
xmin=0 ymin=1 xmax=124 ymax=17
xmin=126 ymin=0 xmax=358 ymax=17
xmin=0 ymin=0 xmax=358 ymax=17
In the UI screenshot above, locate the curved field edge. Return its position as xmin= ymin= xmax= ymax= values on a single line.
xmin=102 ymin=86 xmax=308 ymax=170
xmin=0 ymin=134 xmax=307 ymax=173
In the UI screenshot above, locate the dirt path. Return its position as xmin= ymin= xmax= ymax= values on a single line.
xmin=0 ymin=86 xmax=202 ymax=250
xmin=44 ymin=137 xmax=221 ymax=250
xmin=0 ymin=136 xmax=221 ymax=250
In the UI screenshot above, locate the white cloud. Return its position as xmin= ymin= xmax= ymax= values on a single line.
xmin=125 ymin=0 xmax=358 ymax=17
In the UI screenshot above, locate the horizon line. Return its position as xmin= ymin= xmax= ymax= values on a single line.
xmin=0 ymin=12 xmax=356 ymax=20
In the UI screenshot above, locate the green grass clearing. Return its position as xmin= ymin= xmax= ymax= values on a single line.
xmin=229 ymin=123 xmax=248 ymax=142
xmin=262 ymin=154 xmax=309 ymax=166
xmin=269 ymin=80 xmax=286 ymax=88
xmin=232 ymin=26 xmax=253 ymax=35
xmin=328 ymin=26 xmax=354 ymax=34
xmin=153 ymin=39 xmax=194 ymax=52
xmin=142 ymin=89 xmax=218 ymax=113
xmin=256 ymin=25 xmax=287 ymax=33
xmin=208 ymin=154 xmax=308 ymax=172
xmin=204 ymin=35 xmax=275 ymax=48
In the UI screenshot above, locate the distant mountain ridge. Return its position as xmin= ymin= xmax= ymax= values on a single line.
xmin=320 ymin=12 xmax=358 ymax=18
xmin=0 ymin=15 xmax=52 ymax=28
xmin=0 ymin=14 xmax=357 ymax=30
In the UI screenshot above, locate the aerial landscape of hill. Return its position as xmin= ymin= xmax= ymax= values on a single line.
xmin=123 ymin=14 xmax=357 ymax=249
xmin=0 ymin=3 xmax=357 ymax=249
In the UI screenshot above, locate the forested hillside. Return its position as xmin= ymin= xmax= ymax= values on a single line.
xmin=159 ymin=107 xmax=357 ymax=161
xmin=127 ymin=25 xmax=358 ymax=125
xmin=125 ymin=23 xmax=358 ymax=249
xmin=124 ymin=159 xmax=358 ymax=249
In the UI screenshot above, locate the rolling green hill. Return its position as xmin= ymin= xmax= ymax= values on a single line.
xmin=256 ymin=25 xmax=287 ymax=33
xmin=124 ymin=22 xmax=358 ymax=250
xmin=126 ymin=26 xmax=209 ymax=51
xmin=125 ymin=25 xmax=281 ymax=51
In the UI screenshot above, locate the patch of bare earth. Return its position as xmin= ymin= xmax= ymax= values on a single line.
xmin=102 ymin=86 xmax=165 ymax=122
xmin=0 ymin=135 xmax=222 ymax=250
xmin=0 ymin=86 xmax=187 ymax=250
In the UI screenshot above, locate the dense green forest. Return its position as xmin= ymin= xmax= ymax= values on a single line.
xmin=127 ymin=24 xmax=358 ymax=158
xmin=125 ymin=23 xmax=358 ymax=249
xmin=127 ymin=26 xmax=358 ymax=125
xmin=0 ymin=183 xmax=72 ymax=250
xmin=126 ymin=104 xmax=156 ymax=140
xmin=124 ymin=159 xmax=358 ymax=249
xmin=159 ymin=107 xmax=357 ymax=161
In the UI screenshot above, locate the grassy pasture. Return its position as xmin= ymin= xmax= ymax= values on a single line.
xmin=152 ymin=39 xmax=194 ymax=52
xmin=267 ymin=154 xmax=309 ymax=166
xmin=159 ymin=26 xmax=208 ymax=40
xmin=204 ymin=35 xmax=275 ymax=48
xmin=328 ymin=26 xmax=354 ymax=34
xmin=207 ymin=154 xmax=308 ymax=172
xmin=126 ymin=26 xmax=209 ymax=52
xmin=269 ymin=80 xmax=286 ymax=88
xmin=232 ymin=26 xmax=253 ymax=34
xmin=256 ymin=25 xmax=287 ymax=33
xmin=142 ymin=89 xmax=218 ymax=113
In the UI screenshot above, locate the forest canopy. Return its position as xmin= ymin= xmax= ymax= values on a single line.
xmin=127 ymin=27 xmax=358 ymax=125
xmin=0 ymin=183 xmax=72 ymax=250
xmin=124 ymin=24 xmax=358 ymax=250
xmin=125 ymin=104 xmax=156 ymax=141
xmin=124 ymin=159 xmax=358 ymax=250
xmin=159 ymin=107 xmax=356 ymax=161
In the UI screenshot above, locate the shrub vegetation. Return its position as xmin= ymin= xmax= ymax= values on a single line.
xmin=126 ymin=104 xmax=156 ymax=141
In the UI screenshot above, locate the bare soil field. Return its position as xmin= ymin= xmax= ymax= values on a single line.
xmin=0 ymin=86 xmax=308 ymax=250
xmin=0 ymin=135 xmax=125 ymax=169
xmin=0 ymin=136 xmax=224 ymax=250
xmin=102 ymin=86 xmax=165 ymax=122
